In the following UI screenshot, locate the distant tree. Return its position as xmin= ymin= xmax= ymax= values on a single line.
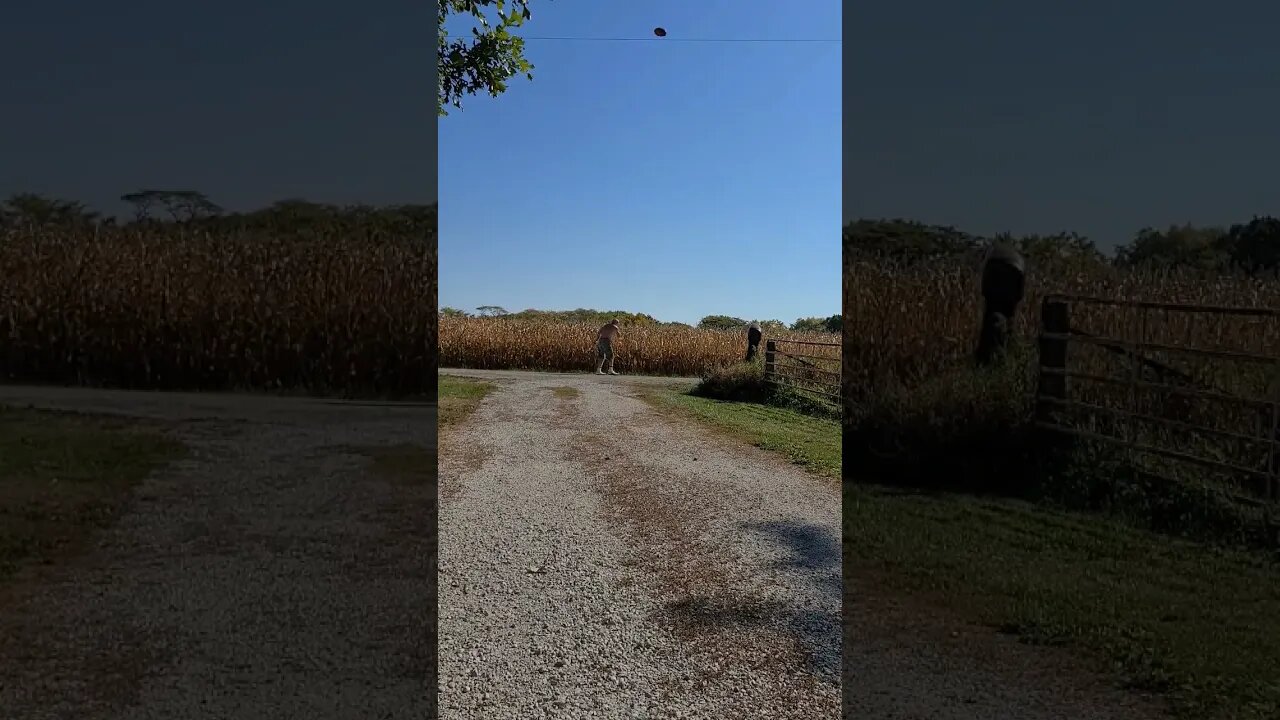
xmin=0 ymin=192 xmax=436 ymax=241
xmin=120 ymin=191 xmax=158 ymax=222
xmin=441 ymin=307 xmax=470 ymax=317
xmin=697 ymin=315 xmax=747 ymax=331
xmin=1226 ymin=216 xmax=1280 ymax=273
xmin=256 ymin=199 xmax=340 ymax=225
xmin=1007 ymin=231 xmax=1105 ymax=268
xmin=439 ymin=0 xmax=541 ymax=116
xmin=3 ymin=193 xmax=100 ymax=227
xmin=121 ymin=190 xmax=223 ymax=223
xmin=844 ymin=219 xmax=979 ymax=264
xmin=503 ymin=308 xmax=662 ymax=325
xmin=171 ymin=191 xmax=222 ymax=221
xmin=792 ymin=314 xmax=841 ymax=333
xmin=120 ymin=189 xmax=222 ymax=222
xmin=380 ymin=203 xmax=439 ymax=230
xmin=1114 ymin=224 xmax=1231 ymax=271
xmin=792 ymin=317 xmax=825 ymax=332
xmin=202 ymin=201 xmax=437 ymax=237
xmin=758 ymin=319 xmax=787 ymax=332
xmin=476 ymin=305 xmax=510 ymax=317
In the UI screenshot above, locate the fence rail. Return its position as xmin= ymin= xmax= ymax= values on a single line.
xmin=763 ymin=338 xmax=841 ymax=406
xmin=1035 ymin=294 xmax=1280 ymax=503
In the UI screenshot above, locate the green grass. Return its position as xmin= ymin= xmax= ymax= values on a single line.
xmin=847 ymin=485 xmax=1280 ymax=720
xmin=438 ymin=374 xmax=496 ymax=429
xmin=639 ymin=387 xmax=839 ymax=478
xmin=843 ymin=345 xmax=1279 ymax=717
xmin=0 ymin=405 xmax=185 ymax=584
xmin=551 ymin=386 xmax=580 ymax=400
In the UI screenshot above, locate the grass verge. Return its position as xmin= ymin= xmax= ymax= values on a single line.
xmin=0 ymin=405 xmax=185 ymax=585
xmin=439 ymin=374 xmax=496 ymax=429
xmin=846 ymin=485 xmax=1280 ymax=719
xmin=845 ymin=343 xmax=1280 ymax=720
xmin=638 ymin=386 xmax=839 ymax=479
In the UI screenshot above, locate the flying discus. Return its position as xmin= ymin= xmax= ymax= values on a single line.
xmin=653 ymin=27 xmax=667 ymax=37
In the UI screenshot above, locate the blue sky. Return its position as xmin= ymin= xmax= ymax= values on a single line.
xmin=846 ymin=0 xmax=1280 ymax=250
xmin=0 ymin=0 xmax=433 ymax=217
xmin=439 ymin=0 xmax=841 ymax=326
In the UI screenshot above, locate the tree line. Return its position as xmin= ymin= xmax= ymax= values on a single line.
xmin=442 ymin=306 xmax=841 ymax=333
xmin=845 ymin=216 xmax=1280 ymax=274
xmin=1 ymin=191 xmax=438 ymax=237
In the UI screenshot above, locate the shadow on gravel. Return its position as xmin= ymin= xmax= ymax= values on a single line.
xmin=661 ymin=596 xmax=839 ymax=683
xmin=740 ymin=519 xmax=840 ymax=573
xmin=738 ymin=520 xmax=841 ymax=604
xmin=655 ymin=519 xmax=843 ymax=683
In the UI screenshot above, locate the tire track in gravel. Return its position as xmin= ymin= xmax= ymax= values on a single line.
xmin=0 ymin=386 xmax=437 ymax=720
xmin=437 ymin=371 xmax=841 ymax=719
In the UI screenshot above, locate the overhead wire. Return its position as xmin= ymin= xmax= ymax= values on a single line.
xmin=519 ymin=36 xmax=840 ymax=43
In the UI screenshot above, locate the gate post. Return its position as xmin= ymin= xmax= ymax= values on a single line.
xmin=1268 ymin=384 xmax=1280 ymax=503
xmin=1036 ymin=299 xmax=1070 ymax=424
xmin=764 ymin=340 xmax=776 ymax=382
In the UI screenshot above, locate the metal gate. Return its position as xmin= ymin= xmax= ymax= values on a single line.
xmin=1035 ymin=294 xmax=1280 ymax=503
xmin=763 ymin=338 xmax=841 ymax=407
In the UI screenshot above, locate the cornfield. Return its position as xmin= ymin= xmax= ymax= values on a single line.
xmin=1 ymin=225 xmax=438 ymax=396
xmin=439 ymin=316 xmax=840 ymax=377
xmin=843 ymin=254 xmax=1280 ymax=501
xmin=843 ymin=255 xmax=1280 ymax=400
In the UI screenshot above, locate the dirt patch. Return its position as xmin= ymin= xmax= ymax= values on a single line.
xmin=0 ymin=407 xmax=185 ymax=714
xmin=570 ymin=426 xmax=827 ymax=710
xmin=438 ymin=434 xmax=491 ymax=503
xmin=0 ymin=407 xmax=184 ymax=589
xmin=437 ymin=380 xmax=496 ymax=502
xmin=551 ymin=386 xmax=580 ymax=400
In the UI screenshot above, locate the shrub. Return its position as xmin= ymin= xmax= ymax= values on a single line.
xmin=845 ymin=341 xmax=1280 ymax=552
xmin=845 ymin=342 xmax=1038 ymax=493
xmin=692 ymin=360 xmax=772 ymax=403
xmin=694 ymin=359 xmax=841 ymax=420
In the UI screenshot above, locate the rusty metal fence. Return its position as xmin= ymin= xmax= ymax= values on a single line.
xmin=763 ymin=338 xmax=841 ymax=408
xmin=1035 ymin=294 xmax=1280 ymax=503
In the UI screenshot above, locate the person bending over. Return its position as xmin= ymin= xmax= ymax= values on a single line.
xmin=596 ymin=319 xmax=621 ymax=375
xmin=746 ymin=321 xmax=763 ymax=361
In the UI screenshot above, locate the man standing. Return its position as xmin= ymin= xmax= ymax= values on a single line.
xmin=596 ymin=319 xmax=621 ymax=375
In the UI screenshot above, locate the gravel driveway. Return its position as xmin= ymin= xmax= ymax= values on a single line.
xmin=438 ymin=369 xmax=841 ymax=719
xmin=0 ymin=376 xmax=1169 ymax=720
xmin=0 ymin=385 xmax=437 ymax=720
xmin=440 ymin=369 xmax=1168 ymax=720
